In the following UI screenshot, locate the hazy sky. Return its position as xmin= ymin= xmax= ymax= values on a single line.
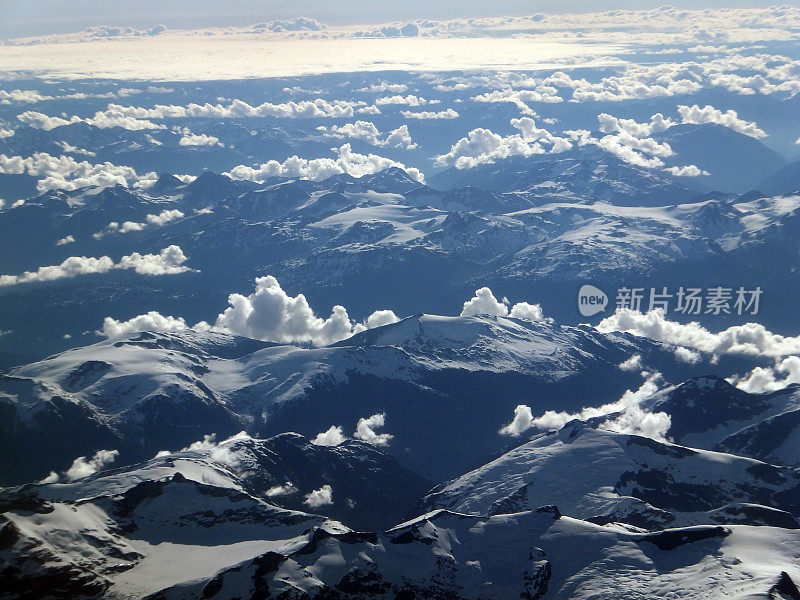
xmin=2 ymin=0 xmax=799 ymax=40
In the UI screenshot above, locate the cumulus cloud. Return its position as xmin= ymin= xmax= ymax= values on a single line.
xmin=304 ymin=484 xmax=333 ymax=508
xmin=366 ymin=309 xmax=400 ymax=328
xmin=567 ymin=119 xmax=674 ymax=170
xmin=55 ymin=235 xmax=75 ymax=246
xmin=618 ymin=354 xmax=643 ymax=372
xmin=311 ymin=425 xmax=347 ymax=446
xmin=472 ymin=86 xmax=562 ymax=114
xmin=0 ymin=245 xmax=191 ymax=287
xmin=18 ymin=109 xmax=164 ymax=131
xmin=664 ymin=164 xmax=710 ymax=177
xmin=265 ymin=482 xmax=298 ymax=497
xmin=0 ymin=151 xmax=155 ymax=192
xmin=181 ymin=432 xmax=250 ymax=469
xmin=677 ymin=104 xmax=767 ymax=138
xmin=214 ymin=275 xmax=360 ymax=345
xmin=435 ymin=117 xmax=571 ymax=169
xmin=730 ymin=356 xmax=800 ymax=393
xmin=460 ymin=286 xmax=546 ymax=321
xmin=357 ymin=82 xmax=408 ymax=93
xmin=56 ymin=141 xmax=95 ymax=156
xmin=674 ymin=346 xmax=702 ymax=364
xmin=225 ymin=144 xmax=424 ymax=183
xmin=178 ymin=132 xmax=222 ymax=147
xmin=401 ymin=108 xmax=459 ymax=119
xmin=95 ymin=209 xmax=185 ymax=239
xmin=598 ymin=308 xmax=800 ymax=358
xmin=318 ymin=121 xmax=417 ymax=149
xmin=102 ymin=98 xmax=364 ymax=120
xmin=101 ymin=311 xmax=195 ymax=338
xmin=0 ymin=89 xmax=52 ymax=103
xmin=461 ymin=287 xmax=508 ymax=317
xmin=598 ymin=112 xmax=675 ymax=137
xmin=500 ymin=374 xmax=669 ymax=440
xmin=498 ymin=405 xmax=535 ymax=436
xmin=509 ymin=302 xmax=544 ymax=321
xmin=354 ymin=413 xmax=393 ymax=446
xmin=98 ymin=276 xmax=397 ymax=344
xmin=0 ymin=128 xmax=15 ymax=138
xmin=40 ymin=449 xmax=120 ymax=483
xmin=375 ymin=94 xmax=432 ymax=106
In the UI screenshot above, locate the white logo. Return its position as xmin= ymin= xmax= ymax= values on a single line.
xmin=578 ymin=284 xmax=608 ymax=317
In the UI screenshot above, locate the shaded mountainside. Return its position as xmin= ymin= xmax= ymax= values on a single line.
xmin=417 ymin=421 xmax=800 ymax=531
xmin=3 ymin=452 xmax=800 ymax=600
xmin=3 ymin=165 xmax=800 ymax=363
xmin=0 ymin=315 xmax=726 ymax=485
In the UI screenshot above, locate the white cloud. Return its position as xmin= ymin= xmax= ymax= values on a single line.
xmin=116 ymin=245 xmax=192 ymax=275
xmin=182 ymin=432 xmax=250 ymax=469
xmin=40 ymin=449 xmax=120 ymax=483
xmin=598 ymin=308 xmax=800 ymax=358
xmin=55 ymin=141 xmax=96 ymax=156
xmin=55 ymin=235 xmax=75 ymax=246
xmin=460 ymin=287 xmax=508 ymax=317
xmin=375 ymin=94 xmax=432 ymax=106
xmin=664 ymin=164 xmax=709 ymax=177
xmin=0 ymin=89 xmax=52 ymax=103
xmin=0 ymin=151 xmax=155 ymax=192
xmin=729 ymin=356 xmax=800 ymax=393
xmin=214 ymin=275 xmax=364 ymax=346
xmin=460 ymin=286 xmax=547 ymax=322
xmin=311 ymin=425 xmax=346 ymax=446
xmin=435 ymin=117 xmax=571 ymax=169
xmin=0 ymin=245 xmax=191 ymax=287
xmin=674 ymin=346 xmax=702 ymax=364
xmin=0 ymin=128 xmax=15 ymax=138
xmin=499 ymin=405 xmax=535 ymax=436
xmin=17 ymin=111 xmax=81 ymax=130
xmin=265 ymin=482 xmax=298 ymax=497
xmin=503 ymin=374 xmax=669 ymax=440
xmin=472 ymin=86 xmax=562 ymax=114
xmin=318 ymin=121 xmax=417 ymax=149
xmin=101 ymin=311 xmax=194 ymax=338
xmin=94 ymin=209 xmax=184 ymax=238
xmin=104 ymin=98 xmax=364 ymax=119
xmin=98 ymin=277 xmax=397 ymax=344
xmin=18 ymin=109 xmax=164 ymax=131
xmin=677 ymin=104 xmax=767 ymax=138
xmin=225 ymin=144 xmax=423 ymax=183
xmin=597 ymin=112 xmax=675 ymax=137
xmin=567 ymin=119 xmax=674 ymax=169
xmin=508 ymin=302 xmax=545 ymax=322
xmin=179 ymin=132 xmax=222 ymax=147
xmin=401 ymin=108 xmax=459 ymax=119
xmin=354 ymin=413 xmax=393 ymax=446
xmin=366 ymin=309 xmax=400 ymax=329
xmin=304 ymin=484 xmax=333 ymax=508
xmin=618 ymin=354 xmax=643 ymax=372
xmin=146 ymin=209 xmax=184 ymax=226
xmin=357 ymin=82 xmax=408 ymax=93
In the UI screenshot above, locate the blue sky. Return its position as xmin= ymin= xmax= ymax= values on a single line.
xmin=2 ymin=0 xmax=799 ymax=40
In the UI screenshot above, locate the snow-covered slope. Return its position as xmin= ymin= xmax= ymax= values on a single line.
xmin=649 ymin=377 xmax=800 ymax=446
xmin=4 ymin=463 xmax=800 ymax=600
xmin=3 ymin=169 xmax=800 ymax=363
xmin=417 ymin=420 xmax=800 ymax=531
xmin=1 ymin=316 xmax=714 ymax=484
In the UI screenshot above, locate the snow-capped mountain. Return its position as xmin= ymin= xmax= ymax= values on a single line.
xmin=3 ymin=447 xmax=800 ymax=600
xmin=643 ymin=376 xmax=800 ymax=466
xmin=1 ymin=315 xmax=723 ymax=485
xmin=4 ymin=166 xmax=800 ymax=363
xmin=417 ymin=420 xmax=800 ymax=530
